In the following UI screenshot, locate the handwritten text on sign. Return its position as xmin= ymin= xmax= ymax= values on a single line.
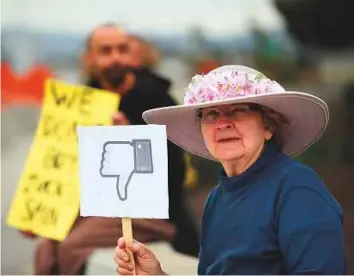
xmin=7 ymin=79 xmax=119 ymax=241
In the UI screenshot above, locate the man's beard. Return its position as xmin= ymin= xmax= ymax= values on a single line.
xmin=101 ymin=64 xmax=132 ymax=88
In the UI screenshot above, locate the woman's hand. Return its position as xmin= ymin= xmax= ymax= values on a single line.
xmin=115 ymin=237 xmax=164 ymax=275
xmin=112 ymin=112 xmax=129 ymax=125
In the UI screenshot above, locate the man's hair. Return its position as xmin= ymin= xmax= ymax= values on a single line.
xmin=85 ymin=22 xmax=121 ymax=51
xmin=128 ymin=34 xmax=161 ymax=69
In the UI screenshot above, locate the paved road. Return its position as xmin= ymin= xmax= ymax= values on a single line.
xmin=1 ymin=106 xmax=40 ymax=274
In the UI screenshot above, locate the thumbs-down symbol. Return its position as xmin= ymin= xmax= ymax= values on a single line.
xmin=99 ymin=139 xmax=153 ymax=201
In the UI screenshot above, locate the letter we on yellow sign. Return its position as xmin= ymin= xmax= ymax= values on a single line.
xmin=6 ymin=79 xmax=119 ymax=241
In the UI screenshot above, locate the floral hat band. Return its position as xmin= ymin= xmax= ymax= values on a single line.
xmin=142 ymin=65 xmax=329 ymax=159
xmin=184 ymin=69 xmax=286 ymax=105
xmin=143 ymin=65 xmax=329 ymax=160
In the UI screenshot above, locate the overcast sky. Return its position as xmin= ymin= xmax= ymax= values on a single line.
xmin=2 ymin=0 xmax=285 ymax=35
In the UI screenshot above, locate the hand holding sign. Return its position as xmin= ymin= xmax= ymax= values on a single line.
xmin=112 ymin=111 xmax=129 ymax=125
xmin=78 ymin=125 xmax=168 ymax=274
xmin=100 ymin=139 xmax=153 ymax=201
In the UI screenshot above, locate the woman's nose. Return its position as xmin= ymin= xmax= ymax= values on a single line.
xmin=215 ymin=117 xmax=233 ymax=130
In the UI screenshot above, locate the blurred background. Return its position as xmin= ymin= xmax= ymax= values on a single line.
xmin=2 ymin=0 xmax=354 ymax=274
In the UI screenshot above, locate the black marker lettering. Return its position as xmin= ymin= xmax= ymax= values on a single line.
xmin=22 ymin=174 xmax=38 ymax=193
xmin=22 ymin=198 xmax=58 ymax=226
xmin=41 ymin=115 xmax=78 ymax=141
xmin=23 ymin=198 xmax=41 ymax=221
xmin=42 ymin=115 xmax=57 ymax=137
xmin=43 ymin=148 xmax=77 ymax=172
xmin=37 ymin=179 xmax=62 ymax=197
xmin=43 ymin=148 xmax=63 ymax=169
xmin=79 ymin=88 xmax=93 ymax=115
xmin=51 ymin=82 xmax=77 ymax=108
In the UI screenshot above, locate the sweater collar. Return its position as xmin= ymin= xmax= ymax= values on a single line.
xmin=219 ymin=141 xmax=282 ymax=191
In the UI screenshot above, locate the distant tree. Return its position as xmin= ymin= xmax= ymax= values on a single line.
xmin=184 ymin=26 xmax=223 ymax=76
xmin=1 ymin=39 xmax=12 ymax=63
xmin=250 ymin=22 xmax=300 ymax=82
xmin=188 ymin=27 xmax=208 ymax=50
xmin=274 ymin=0 xmax=354 ymax=49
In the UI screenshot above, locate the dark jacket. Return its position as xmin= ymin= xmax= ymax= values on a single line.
xmin=87 ymin=68 xmax=199 ymax=257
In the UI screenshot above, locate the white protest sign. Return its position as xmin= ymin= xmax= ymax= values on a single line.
xmin=77 ymin=125 xmax=169 ymax=219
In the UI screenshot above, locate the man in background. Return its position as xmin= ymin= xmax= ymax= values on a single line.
xmin=32 ymin=23 xmax=199 ymax=275
xmin=128 ymin=34 xmax=161 ymax=70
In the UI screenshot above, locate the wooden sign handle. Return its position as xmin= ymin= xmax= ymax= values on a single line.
xmin=121 ymin=218 xmax=136 ymax=275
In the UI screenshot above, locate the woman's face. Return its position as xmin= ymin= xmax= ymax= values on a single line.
xmin=200 ymin=104 xmax=272 ymax=162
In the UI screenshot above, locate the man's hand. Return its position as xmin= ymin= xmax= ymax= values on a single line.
xmin=19 ymin=230 xmax=37 ymax=239
xmin=112 ymin=112 xmax=129 ymax=125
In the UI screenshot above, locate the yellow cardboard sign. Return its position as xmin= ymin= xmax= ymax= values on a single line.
xmin=7 ymin=79 xmax=120 ymax=241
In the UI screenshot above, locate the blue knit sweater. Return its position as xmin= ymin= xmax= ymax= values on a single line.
xmin=198 ymin=142 xmax=347 ymax=275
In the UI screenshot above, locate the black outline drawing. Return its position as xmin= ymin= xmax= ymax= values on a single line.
xmin=99 ymin=139 xmax=153 ymax=201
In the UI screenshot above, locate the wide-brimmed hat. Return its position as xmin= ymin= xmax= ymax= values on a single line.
xmin=142 ymin=65 xmax=329 ymax=160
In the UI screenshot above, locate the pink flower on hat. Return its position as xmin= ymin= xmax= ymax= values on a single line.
xmin=184 ymin=68 xmax=285 ymax=105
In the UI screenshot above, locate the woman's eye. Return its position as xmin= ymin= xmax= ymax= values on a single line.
xmin=205 ymin=111 xmax=218 ymax=120
xmin=229 ymin=107 xmax=248 ymax=117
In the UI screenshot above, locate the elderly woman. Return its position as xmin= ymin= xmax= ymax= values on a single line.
xmin=115 ymin=65 xmax=347 ymax=275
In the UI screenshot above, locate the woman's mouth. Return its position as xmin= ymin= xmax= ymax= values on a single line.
xmin=217 ymin=137 xmax=240 ymax=143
